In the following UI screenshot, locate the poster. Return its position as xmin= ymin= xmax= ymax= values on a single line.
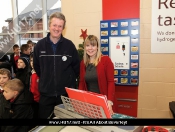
xmin=100 ymin=19 xmax=140 ymax=86
xmin=109 ymin=36 xmax=130 ymax=69
xmin=151 ymin=0 xmax=175 ymax=53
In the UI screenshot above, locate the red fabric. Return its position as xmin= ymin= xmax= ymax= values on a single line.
xmin=78 ymin=56 xmax=115 ymax=102
xmin=14 ymin=55 xmax=19 ymax=68
xmin=10 ymin=98 xmax=15 ymax=103
xmin=30 ymin=73 xmax=40 ymax=102
xmin=0 ymin=89 xmax=4 ymax=93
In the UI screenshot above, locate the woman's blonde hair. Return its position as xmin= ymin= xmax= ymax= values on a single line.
xmin=83 ymin=35 xmax=102 ymax=66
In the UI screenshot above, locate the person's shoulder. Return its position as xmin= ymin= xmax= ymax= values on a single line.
xmin=37 ymin=37 xmax=46 ymax=43
xmin=10 ymin=53 xmax=14 ymax=56
xmin=9 ymin=53 xmax=14 ymax=58
xmin=34 ymin=37 xmax=47 ymax=51
xmin=101 ymin=55 xmax=110 ymax=60
xmin=32 ymin=72 xmax=39 ymax=78
xmin=36 ymin=37 xmax=47 ymax=46
xmin=62 ymin=37 xmax=74 ymax=45
xmin=100 ymin=55 xmax=113 ymax=63
xmin=17 ymin=90 xmax=34 ymax=104
xmin=80 ymin=60 xmax=85 ymax=65
xmin=0 ymin=54 xmax=8 ymax=59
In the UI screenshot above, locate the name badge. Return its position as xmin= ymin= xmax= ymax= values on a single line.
xmin=62 ymin=56 xmax=67 ymax=61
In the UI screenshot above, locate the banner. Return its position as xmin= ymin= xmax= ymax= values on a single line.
xmin=0 ymin=119 xmax=175 ymax=126
xmin=151 ymin=0 xmax=175 ymax=53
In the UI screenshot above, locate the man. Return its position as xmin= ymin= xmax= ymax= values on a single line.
xmin=33 ymin=12 xmax=80 ymax=119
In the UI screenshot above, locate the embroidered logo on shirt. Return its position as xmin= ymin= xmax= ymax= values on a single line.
xmin=40 ymin=51 xmax=46 ymax=53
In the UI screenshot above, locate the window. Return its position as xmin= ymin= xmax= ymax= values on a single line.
xmin=17 ymin=0 xmax=42 ymax=32
xmin=29 ymin=19 xmax=33 ymax=26
xmin=20 ymin=33 xmax=43 ymax=44
xmin=0 ymin=0 xmax=13 ymax=56
xmin=47 ymin=0 xmax=61 ymax=29
xmin=1 ymin=0 xmax=62 ymax=53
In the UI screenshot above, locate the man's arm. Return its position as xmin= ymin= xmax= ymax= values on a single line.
xmin=33 ymin=44 xmax=40 ymax=77
xmin=71 ymin=44 xmax=80 ymax=78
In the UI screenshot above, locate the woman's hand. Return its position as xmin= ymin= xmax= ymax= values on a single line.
xmin=107 ymin=100 xmax=114 ymax=115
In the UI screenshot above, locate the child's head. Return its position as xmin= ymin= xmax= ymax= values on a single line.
xmin=20 ymin=44 xmax=30 ymax=55
xmin=0 ymin=68 xmax=11 ymax=87
xmin=17 ymin=57 xmax=29 ymax=69
xmin=27 ymin=40 xmax=33 ymax=45
xmin=27 ymin=40 xmax=33 ymax=52
xmin=30 ymin=54 xmax=34 ymax=69
xmin=3 ymin=79 xmax=24 ymax=100
xmin=13 ymin=44 xmax=20 ymax=55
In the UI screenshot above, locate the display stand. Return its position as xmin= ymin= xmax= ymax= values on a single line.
xmin=53 ymin=96 xmax=139 ymax=132
xmin=60 ymin=96 xmax=106 ymax=118
xmin=100 ymin=19 xmax=140 ymax=86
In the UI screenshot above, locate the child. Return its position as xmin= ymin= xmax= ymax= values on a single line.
xmin=9 ymin=44 xmax=20 ymax=76
xmin=0 ymin=79 xmax=34 ymax=132
xmin=30 ymin=54 xmax=40 ymax=118
xmin=0 ymin=68 xmax=11 ymax=92
xmin=0 ymin=55 xmax=9 ymax=64
xmin=0 ymin=55 xmax=11 ymax=73
xmin=0 ymin=69 xmax=11 ymax=120
xmin=16 ymin=57 xmax=31 ymax=89
xmin=20 ymin=44 xmax=31 ymax=59
xmin=27 ymin=40 xmax=34 ymax=54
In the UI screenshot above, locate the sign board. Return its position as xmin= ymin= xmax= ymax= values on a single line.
xmin=100 ymin=19 xmax=140 ymax=86
xmin=151 ymin=0 xmax=175 ymax=53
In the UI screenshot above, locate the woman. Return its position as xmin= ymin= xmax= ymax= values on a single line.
xmin=78 ymin=35 xmax=115 ymax=115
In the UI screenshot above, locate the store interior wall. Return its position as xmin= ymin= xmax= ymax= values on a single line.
xmin=139 ymin=0 xmax=175 ymax=118
xmin=62 ymin=0 xmax=175 ymax=118
xmin=61 ymin=0 xmax=102 ymax=48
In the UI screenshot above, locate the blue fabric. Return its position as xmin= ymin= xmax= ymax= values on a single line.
xmin=47 ymin=34 xmax=60 ymax=53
